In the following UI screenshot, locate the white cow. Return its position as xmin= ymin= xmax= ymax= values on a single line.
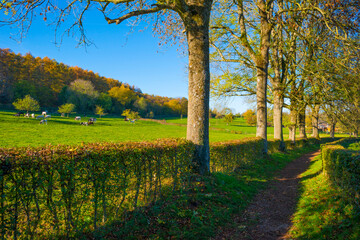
xmin=75 ymin=116 xmax=81 ymax=121
xmin=31 ymin=113 xmax=35 ymax=118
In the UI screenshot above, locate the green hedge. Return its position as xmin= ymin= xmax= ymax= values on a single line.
xmin=210 ymin=138 xmax=264 ymax=172
xmin=211 ymin=137 xmax=336 ymax=173
xmin=321 ymin=138 xmax=360 ymax=210
xmin=0 ymin=139 xmax=195 ymax=239
xmin=0 ymin=137 xmax=337 ymax=239
xmin=321 ymin=137 xmax=359 ymax=149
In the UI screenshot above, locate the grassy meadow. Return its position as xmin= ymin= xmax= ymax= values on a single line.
xmin=0 ymin=110 xmax=343 ymax=148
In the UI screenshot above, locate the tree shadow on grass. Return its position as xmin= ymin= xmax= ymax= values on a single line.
xmin=285 ymin=155 xmax=360 ymax=240
xmin=288 ymin=184 xmax=360 ymax=240
xmin=298 ymin=169 xmax=322 ymax=182
xmin=45 ymin=119 xmax=81 ymax=125
xmin=50 ymin=172 xmax=268 ymax=240
xmin=47 ymin=119 xmax=112 ymax=126
xmin=230 ymin=124 xmax=255 ymax=128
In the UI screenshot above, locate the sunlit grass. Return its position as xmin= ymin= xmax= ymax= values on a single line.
xmin=0 ymin=110 xmax=345 ymax=148
xmin=288 ymin=155 xmax=360 ymax=239
xmin=0 ymin=110 xmax=247 ymax=147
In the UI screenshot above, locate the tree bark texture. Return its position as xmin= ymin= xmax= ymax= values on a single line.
xmin=273 ymin=85 xmax=285 ymax=150
xmin=184 ymin=2 xmax=212 ymax=174
xmin=289 ymin=109 xmax=297 ymax=143
xmin=270 ymin=21 xmax=286 ymax=151
xmin=330 ymin=123 xmax=335 ymax=138
xmin=354 ymin=131 xmax=358 ymax=138
xmin=311 ymin=104 xmax=320 ymax=139
xmin=256 ymin=66 xmax=268 ymax=151
xmin=236 ymin=0 xmax=272 ymax=154
xmin=298 ymin=107 xmax=307 ymax=139
xmin=288 ymin=72 xmax=297 ymax=144
xmin=255 ymin=0 xmax=272 ymax=154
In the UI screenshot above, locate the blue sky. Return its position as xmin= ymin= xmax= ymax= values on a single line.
xmin=0 ymin=9 xmax=247 ymax=113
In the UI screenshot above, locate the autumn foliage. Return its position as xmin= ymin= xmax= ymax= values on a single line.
xmin=0 ymin=48 xmax=187 ymax=117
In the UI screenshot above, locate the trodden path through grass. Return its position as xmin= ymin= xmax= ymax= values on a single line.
xmin=213 ymin=150 xmax=321 ymax=240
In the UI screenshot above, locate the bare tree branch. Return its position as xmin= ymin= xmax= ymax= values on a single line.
xmin=104 ymin=5 xmax=169 ymax=24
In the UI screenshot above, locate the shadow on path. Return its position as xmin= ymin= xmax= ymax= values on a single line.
xmin=212 ymin=150 xmax=321 ymax=240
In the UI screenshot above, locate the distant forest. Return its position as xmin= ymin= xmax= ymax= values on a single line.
xmin=0 ymin=48 xmax=187 ymax=117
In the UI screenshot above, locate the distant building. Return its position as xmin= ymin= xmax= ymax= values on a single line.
xmin=318 ymin=121 xmax=329 ymax=132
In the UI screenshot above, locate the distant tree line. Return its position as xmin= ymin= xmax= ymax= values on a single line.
xmin=0 ymin=48 xmax=187 ymax=117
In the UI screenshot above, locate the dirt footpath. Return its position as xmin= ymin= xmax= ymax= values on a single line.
xmin=213 ymin=150 xmax=321 ymax=240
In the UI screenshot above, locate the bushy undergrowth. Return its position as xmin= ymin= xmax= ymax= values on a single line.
xmin=288 ymin=155 xmax=360 ymax=240
xmin=0 ymin=137 xmax=335 ymax=239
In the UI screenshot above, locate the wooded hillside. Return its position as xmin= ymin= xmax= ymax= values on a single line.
xmin=0 ymin=48 xmax=187 ymax=117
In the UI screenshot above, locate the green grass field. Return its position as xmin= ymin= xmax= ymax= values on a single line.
xmin=0 ymin=110 xmax=342 ymax=148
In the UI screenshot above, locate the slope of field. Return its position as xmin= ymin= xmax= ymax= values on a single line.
xmin=0 ymin=111 xmax=250 ymax=147
xmin=166 ymin=117 xmax=278 ymax=135
xmin=0 ymin=111 xmax=344 ymax=148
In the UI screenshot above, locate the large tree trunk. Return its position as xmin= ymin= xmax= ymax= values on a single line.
xmin=298 ymin=107 xmax=307 ymax=139
xmin=289 ymin=109 xmax=297 ymax=144
xmin=329 ymin=122 xmax=336 ymax=138
xmin=256 ymin=65 xmax=268 ymax=153
xmin=287 ymin=35 xmax=298 ymax=145
xmin=236 ymin=0 xmax=272 ymax=155
xmin=353 ymin=130 xmax=358 ymax=138
xmin=288 ymin=70 xmax=297 ymax=144
xmin=328 ymin=114 xmax=336 ymax=138
xmin=270 ymin=23 xmax=285 ymax=151
xmin=185 ymin=6 xmax=212 ymax=175
xmin=255 ymin=1 xmax=272 ymax=155
xmin=273 ymin=84 xmax=285 ymax=150
xmin=311 ymin=104 xmax=320 ymax=139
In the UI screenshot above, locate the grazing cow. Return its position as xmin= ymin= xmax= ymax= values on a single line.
xmin=88 ymin=118 xmax=97 ymax=123
xmin=39 ymin=119 xmax=47 ymax=125
xmin=24 ymin=113 xmax=30 ymax=118
xmin=45 ymin=115 xmax=51 ymax=118
xmin=31 ymin=113 xmax=35 ymax=118
xmin=36 ymin=115 xmax=44 ymax=119
xmin=14 ymin=112 xmax=24 ymax=117
xmin=87 ymin=121 xmax=94 ymax=125
xmin=75 ymin=116 xmax=81 ymax=121
xmin=80 ymin=122 xmax=88 ymax=126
